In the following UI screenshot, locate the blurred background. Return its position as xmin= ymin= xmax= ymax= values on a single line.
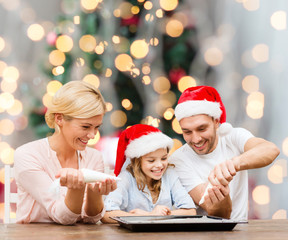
xmin=0 ymin=0 xmax=288 ymax=222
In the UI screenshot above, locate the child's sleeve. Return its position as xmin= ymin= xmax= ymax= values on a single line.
xmin=104 ymin=171 xmax=130 ymax=211
xmin=168 ymin=169 xmax=196 ymax=209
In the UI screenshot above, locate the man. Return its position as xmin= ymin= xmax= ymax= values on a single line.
xmin=169 ymin=86 xmax=280 ymax=220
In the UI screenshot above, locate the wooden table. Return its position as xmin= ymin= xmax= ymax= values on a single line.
xmin=0 ymin=220 xmax=287 ymax=240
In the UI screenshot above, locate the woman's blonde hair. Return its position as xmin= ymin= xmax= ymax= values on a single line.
xmin=45 ymin=80 xmax=106 ymax=129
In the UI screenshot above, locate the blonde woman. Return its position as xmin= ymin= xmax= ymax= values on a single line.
xmin=14 ymin=81 xmax=116 ymax=225
xmin=101 ymin=124 xmax=196 ymax=224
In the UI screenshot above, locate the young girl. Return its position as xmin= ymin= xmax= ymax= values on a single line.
xmin=101 ymin=124 xmax=196 ymax=223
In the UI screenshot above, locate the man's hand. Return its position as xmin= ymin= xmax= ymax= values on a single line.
xmin=201 ymin=184 xmax=232 ymax=219
xmin=208 ymin=159 xmax=236 ymax=186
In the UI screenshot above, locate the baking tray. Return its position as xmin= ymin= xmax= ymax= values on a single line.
xmin=111 ymin=215 xmax=246 ymax=232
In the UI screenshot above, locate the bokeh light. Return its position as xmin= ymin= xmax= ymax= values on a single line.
xmin=88 ymin=131 xmax=100 ymax=145
xmin=242 ymin=0 xmax=260 ymax=11
xmin=163 ymin=108 xmax=174 ymax=120
xmin=52 ymin=66 xmax=65 ymax=76
xmin=74 ymin=15 xmax=80 ymax=24
xmin=56 ymin=35 xmax=73 ymax=52
xmin=118 ymin=2 xmax=133 ymax=19
xmin=0 ymin=119 xmax=15 ymax=136
xmin=150 ymin=37 xmax=159 ymax=46
xmin=2 ymin=66 xmax=19 ymax=83
xmin=105 ymin=102 xmax=113 ymax=112
xmin=246 ymin=91 xmax=264 ymax=119
xmin=82 ymin=74 xmax=100 ymax=88
xmin=252 ymin=44 xmax=269 ymax=63
xmin=130 ymin=40 xmax=149 ymax=59
xmin=142 ymin=76 xmax=151 ymax=85
xmin=172 ymin=118 xmax=182 ymax=134
xmin=166 ymin=19 xmax=183 ymax=37
xmin=0 ymin=61 xmax=7 ymax=77
xmin=153 ymin=76 xmax=171 ymax=94
xmin=42 ymin=93 xmax=53 ymax=108
xmin=49 ymin=50 xmax=66 ymax=66
xmin=252 ymin=185 xmax=270 ymax=205
xmin=0 ymin=92 xmax=15 ymax=110
xmin=204 ymin=47 xmax=223 ymax=66
xmin=242 ymin=75 xmax=259 ymax=93
xmin=81 ymin=0 xmax=100 ymax=12
xmin=105 ymin=68 xmax=112 ymax=77
xmin=156 ymin=9 xmax=164 ymax=18
xmin=0 ymin=37 xmax=5 ymax=52
xmin=79 ymin=35 xmax=97 ymax=52
xmin=282 ymin=138 xmax=288 ymax=156
xmin=6 ymin=99 xmax=23 ymax=116
xmin=46 ymin=80 xmax=62 ymax=96
xmin=272 ymin=209 xmax=287 ymax=219
xmin=160 ymin=0 xmax=178 ymax=11
xmin=170 ymin=138 xmax=183 ymax=154
xmin=0 ymin=146 xmax=14 ymax=164
xmin=27 ymin=24 xmax=45 ymax=41
xmin=110 ymin=110 xmax=127 ymax=127
xmin=267 ymin=164 xmax=283 ymax=184
xmin=1 ymin=80 xmax=17 ymax=93
xmin=122 ymin=99 xmax=133 ymax=110
xmin=271 ymin=11 xmax=287 ymax=30
xmin=178 ymin=76 xmax=197 ymax=92
xmin=115 ymin=54 xmax=134 ymax=72
xmin=144 ymin=1 xmax=153 ymax=10
xmin=142 ymin=64 xmax=151 ymax=75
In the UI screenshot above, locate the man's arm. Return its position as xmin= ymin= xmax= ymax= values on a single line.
xmin=233 ymin=137 xmax=280 ymax=171
xmin=189 ymin=183 xmax=232 ymax=219
xmin=209 ymin=137 xmax=280 ymax=186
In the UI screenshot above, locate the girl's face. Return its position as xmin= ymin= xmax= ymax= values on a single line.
xmin=140 ymin=148 xmax=169 ymax=184
xmin=57 ymin=114 xmax=103 ymax=151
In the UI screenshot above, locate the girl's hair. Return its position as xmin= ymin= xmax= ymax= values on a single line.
xmin=126 ymin=150 xmax=174 ymax=197
xmin=45 ymin=81 xmax=106 ymax=129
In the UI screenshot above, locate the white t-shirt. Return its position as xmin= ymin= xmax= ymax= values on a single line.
xmin=169 ymin=127 xmax=254 ymax=220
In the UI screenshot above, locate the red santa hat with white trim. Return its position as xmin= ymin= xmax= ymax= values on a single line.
xmin=174 ymin=85 xmax=232 ymax=135
xmin=114 ymin=124 xmax=174 ymax=176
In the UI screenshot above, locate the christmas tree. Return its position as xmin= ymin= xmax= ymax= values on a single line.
xmin=30 ymin=0 xmax=201 ymax=149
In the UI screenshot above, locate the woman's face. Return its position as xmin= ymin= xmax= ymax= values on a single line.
xmin=140 ymin=148 xmax=169 ymax=184
xmin=57 ymin=114 xmax=103 ymax=151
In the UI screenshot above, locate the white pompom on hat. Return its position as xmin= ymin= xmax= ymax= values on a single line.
xmin=114 ymin=124 xmax=174 ymax=176
xmin=175 ymin=85 xmax=232 ymax=136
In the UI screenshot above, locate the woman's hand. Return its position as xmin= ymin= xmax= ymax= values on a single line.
xmin=56 ymin=168 xmax=85 ymax=189
xmin=87 ymin=178 xmax=117 ymax=195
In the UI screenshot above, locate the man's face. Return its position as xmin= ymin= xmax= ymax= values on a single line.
xmin=179 ymin=114 xmax=219 ymax=155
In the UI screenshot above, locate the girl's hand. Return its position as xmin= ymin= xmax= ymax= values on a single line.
xmin=129 ymin=208 xmax=150 ymax=215
xmin=55 ymin=168 xmax=85 ymax=189
xmin=151 ymin=205 xmax=171 ymax=215
xmin=87 ymin=178 xmax=117 ymax=195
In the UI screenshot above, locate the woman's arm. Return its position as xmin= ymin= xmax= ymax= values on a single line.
xmin=84 ymin=179 xmax=117 ymax=217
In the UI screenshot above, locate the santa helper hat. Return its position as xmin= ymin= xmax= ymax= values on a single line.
xmin=174 ymin=86 xmax=232 ymax=135
xmin=114 ymin=124 xmax=174 ymax=176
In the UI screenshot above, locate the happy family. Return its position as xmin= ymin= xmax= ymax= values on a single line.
xmin=13 ymin=80 xmax=280 ymax=225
